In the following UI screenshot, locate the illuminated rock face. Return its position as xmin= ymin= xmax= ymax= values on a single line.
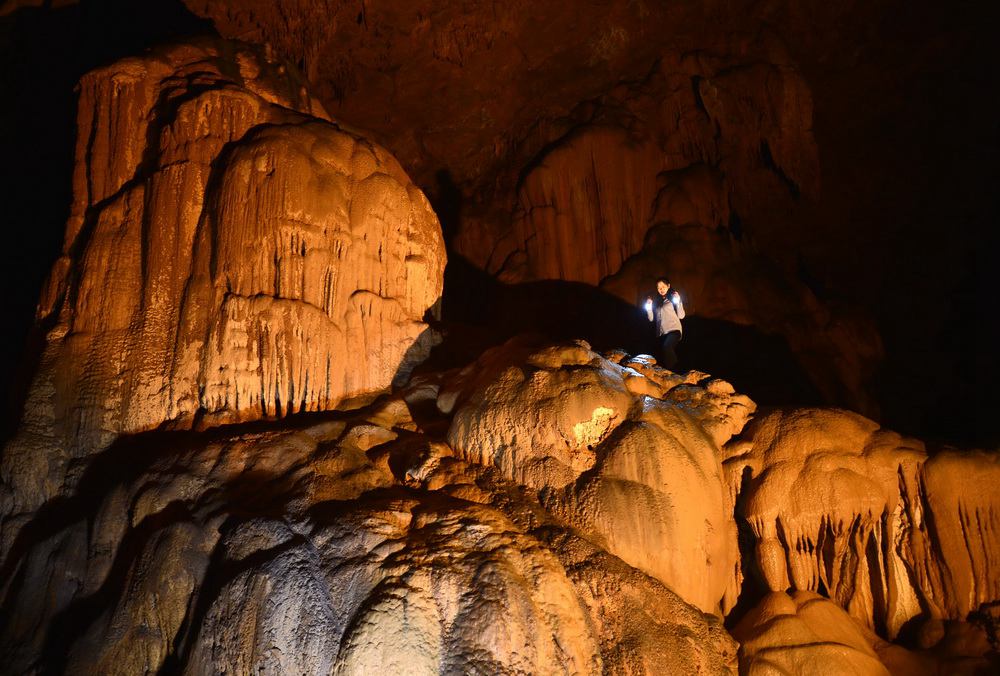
xmin=184 ymin=1 xmax=881 ymax=416
xmin=442 ymin=339 xmax=754 ymax=613
xmin=733 ymin=591 xmax=891 ymax=675
xmin=480 ymin=71 xmax=878 ymax=414
xmin=725 ymin=408 xmax=1000 ymax=638
xmin=2 ymin=40 xmax=445 ymax=540
xmin=44 ymin=41 xmax=444 ymax=440
xmin=0 ymin=26 xmax=998 ymax=676
xmin=0 ymin=393 xmax=736 ymax=675
xmin=2 ymin=333 xmax=997 ymax=674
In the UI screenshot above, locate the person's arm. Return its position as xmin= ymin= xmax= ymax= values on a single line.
xmin=644 ymin=297 xmax=654 ymax=322
xmin=673 ymin=293 xmax=685 ymax=320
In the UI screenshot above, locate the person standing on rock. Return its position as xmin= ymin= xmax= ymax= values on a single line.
xmin=644 ymin=277 xmax=685 ymax=370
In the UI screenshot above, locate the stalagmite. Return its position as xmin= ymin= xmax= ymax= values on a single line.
xmin=1 ymin=40 xmax=446 ymax=553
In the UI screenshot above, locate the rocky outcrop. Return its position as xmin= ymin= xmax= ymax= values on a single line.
xmin=182 ymin=0 xmax=883 ymax=418
xmin=733 ymin=591 xmax=892 ymax=675
xmin=441 ymin=338 xmax=753 ymax=613
xmin=734 ymin=591 xmax=997 ymax=676
xmin=488 ymin=61 xmax=818 ymax=286
xmin=1 ymin=40 xmax=445 ymax=549
xmin=725 ymin=408 xmax=1000 ymax=638
xmin=466 ymin=58 xmax=878 ymax=414
xmin=0 ymin=4 xmax=995 ymax=673
xmin=3 ymin=327 xmax=997 ymax=673
xmin=0 ymin=369 xmax=737 ymax=675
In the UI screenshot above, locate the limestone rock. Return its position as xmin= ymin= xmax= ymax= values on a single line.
xmin=733 ymin=591 xmax=891 ymax=675
xmin=495 ymin=57 xmax=818 ymax=287
xmin=442 ymin=339 xmax=635 ymax=489
xmin=186 ymin=497 xmax=601 ymax=676
xmin=4 ymin=331 xmax=999 ymax=673
xmin=438 ymin=52 xmax=878 ymax=415
xmin=385 ymin=428 xmax=739 ymax=674
xmin=442 ymin=338 xmax=748 ymax=613
xmin=2 ymin=40 xmax=445 ymax=548
xmin=0 ymin=396 xmax=737 ymax=674
xmin=734 ymin=591 xmax=998 ymax=676
xmin=726 ymin=408 xmax=1000 ymax=637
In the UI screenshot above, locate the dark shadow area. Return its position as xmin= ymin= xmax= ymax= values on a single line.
xmin=723 ymin=465 xmax=770 ymax=630
xmin=428 ymin=254 xmax=826 ymax=409
xmin=876 ymin=245 xmax=999 ymax=448
xmin=424 ymin=254 xmax=652 ymax=373
xmin=678 ymin=317 xmax=824 ymax=408
xmin=430 ymin=168 xmax=463 ymax=247
xmin=779 ymin=0 xmax=999 ymax=449
xmin=157 ymin=519 xmax=307 ymax=676
xmin=40 ymin=501 xmax=197 ymax=676
xmin=0 ymin=0 xmax=216 ymax=443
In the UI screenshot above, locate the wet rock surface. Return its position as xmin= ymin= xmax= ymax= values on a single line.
xmin=724 ymin=408 xmax=1000 ymax=640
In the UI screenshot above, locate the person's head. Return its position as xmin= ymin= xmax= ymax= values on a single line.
xmin=655 ymin=277 xmax=671 ymax=297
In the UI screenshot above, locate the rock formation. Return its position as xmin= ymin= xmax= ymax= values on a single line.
xmin=0 ymin=10 xmax=997 ymax=676
xmin=182 ymin=0 xmax=884 ymax=418
xmin=467 ymin=59 xmax=879 ymax=415
xmin=0 ymin=345 xmax=740 ymax=675
xmin=725 ymin=408 xmax=1000 ymax=640
xmin=733 ymin=591 xmax=893 ymax=675
xmin=2 ymin=39 xmax=445 ymax=553
xmin=3 ymin=322 xmax=996 ymax=673
xmin=441 ymin=339 xmax=751 ymax=613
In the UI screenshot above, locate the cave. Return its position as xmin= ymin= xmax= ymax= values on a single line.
xmin=0 ymin=1 xmax=997 ymax=673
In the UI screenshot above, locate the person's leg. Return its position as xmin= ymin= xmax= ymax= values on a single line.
xmin=658 ymin=331 xmax=681 ymax=370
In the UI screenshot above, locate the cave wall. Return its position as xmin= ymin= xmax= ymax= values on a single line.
xmin=177 ymin=0 xmax=998 ymax=445
xmin=0 ymin=18 xmax=997 ymax=673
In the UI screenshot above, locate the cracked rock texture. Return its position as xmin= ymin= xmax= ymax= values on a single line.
xmin=2 ymin=40 xmax=445 ymax=551
xmin=733 ymin=591 xmax=892 ymax=675
xmin=0 ymin=22 xmax=997 ymax=676
xmin=1 ymin=330 xmax=997 ymax=674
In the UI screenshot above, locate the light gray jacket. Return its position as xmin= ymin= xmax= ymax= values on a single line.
xmin=646 ymin=293 xmax=685 ymax=335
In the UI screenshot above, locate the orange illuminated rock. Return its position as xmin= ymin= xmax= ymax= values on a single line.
xmin=2 ymin=40 xmax=445 ymax=541
xmin=0 ymin=395 xmax=734 ymax=675
xmin=480 ymin=67 xmax=878 ymax=414
xmin=3 ymin=332 xmax=998 ymax=674
xmin=725 ymin=408 xmax=1000 ymax=637
xmin=733 ymin=591 xmax=891 ymax=675
xmin=399 ymin=434 xmax=740 ymax=674
xmin=442 ymin=338 xmax=752 ymax=613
